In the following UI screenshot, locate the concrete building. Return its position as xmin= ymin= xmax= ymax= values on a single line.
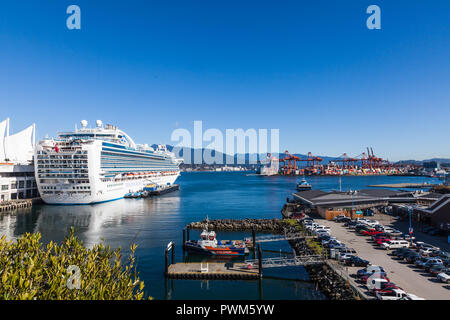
xmin=413 ymin=194 xmax=450 ymax=231
xmin=292 ymin=189 xmax=419 ymax=220
xmin=0 ymin=118 xmax=37 ymax=202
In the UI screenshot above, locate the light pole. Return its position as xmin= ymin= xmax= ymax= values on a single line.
xmin=408 ymin=204 xmax=415 ymax=246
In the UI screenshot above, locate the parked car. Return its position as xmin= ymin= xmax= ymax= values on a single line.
xmin=375 ymin=237 xmax=392 ymax=246
xmin=429 ymin=265 xmax=448 ymax=276
xmin=401 ymin=293 xmax=425 ymax=300
xmin=329 ymin=243 xmax=346 ymax=250
xmin=423 ymin=259 xmax=444 ymax=271
xmin=417 ymin=258 xmax=443 ymax=269
xmin=345 ymin=256 xmax=370 ymax=267
xmin=345 ymin=221 xmax=358 ymax=228
xmin=340 ymin=217 xmax=351 ymax=223
xmin=371 ymin=233 xmax=390 ymax=241
xmin=415 ymin=257 xmax=429 ymax=268
xmin=362 ymin=229 xmax=384 ymax=236
xmin=357 ymin=265 xmax=385 ymax=278
xmin=333 ymin=215 xmax=347 ymax=222
xmin=369 ymin=280 xmax=400 ymax=293
xmin=315 ymin=229 xmax=330 ymax=236
xmin=375 ymin=288 xmax=408 ymax=300
xmin=393 ymin=247 xmax=411 ymax=257
xmin=385 ymin=229 xmax=403 ymax=237
xmin=405 ymin=252 xmax=421 ymax=263
xmin=397 ymin=249 xmax=414 ymax=260
xmin=420 ymin=247 xmax=441 ymax=257
xmin=360 ymin=273 xmax=390 ymax=284
xmin=318 ymin=234 xmax=332 ymax=241
xmin=381 ymin=240 xmax=409 ymax=250
xmin=437 ymin=271 xmax=450 ymax=283
xmin=382 ymin=240 xmax=409 ymax=250
xmin=337 ymin=253 xmax=355 ymax=262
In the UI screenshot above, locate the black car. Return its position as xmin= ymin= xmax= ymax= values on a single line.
xmin=345 ymin=256 xmax=370 ymax=267
xmin=397 ymin=249 xmax=414 ymax=260
xmin=340 ymin=217 xmax=351 ymax=223
xmin=393 ymin=248 xmax=410 ymax=257
xmin=405 ymin=252 xmax=421 ymax=263
xmin=318 ymin=234 xmax=331 ymax=241
xmin=345 ymin=221 xmax=357 ymax=228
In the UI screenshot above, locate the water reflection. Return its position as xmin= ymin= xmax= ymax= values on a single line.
xmin=0 ymin=194 xmax=181 ymax=249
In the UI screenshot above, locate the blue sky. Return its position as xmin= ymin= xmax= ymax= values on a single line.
xmin=0 ymin=0 xmax=449 ymax=161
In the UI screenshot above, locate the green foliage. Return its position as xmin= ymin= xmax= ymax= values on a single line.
xmin=282 ymin=219 xmax=304 ymax=232
xmin=306 ymin=238 xmax=324 ymax=255
xmin=0 ymin=229 xmax=147 ymax=300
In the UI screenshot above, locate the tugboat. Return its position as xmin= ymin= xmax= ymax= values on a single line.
xmin=184 ymin=220 xmax=249 ymax=256
xmin=296 ymin=177 xmax=312 ymax=191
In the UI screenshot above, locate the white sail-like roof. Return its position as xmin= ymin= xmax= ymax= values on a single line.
xmin=0 ymin=119 xmax=35 ymax=163
xmin=0 ymin=118 xmax=9 ymax=161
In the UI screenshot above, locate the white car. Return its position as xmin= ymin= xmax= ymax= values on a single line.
xmin=402 ymin=293 xmax=425 ymax=300
xmin=376 ymin=288 xmax=408 ymax=300
xmin=381 ymin=240 xmax=410 ymax=250
xmin=365 ymin=220 xmax=380 ymax=227
xmin=437 ymin=271 xmax=450 ymax=284
xmin=314 ymin=225 xmax=331 ymax=232
xmin=419 ymin=247 xmax=440 ymax=256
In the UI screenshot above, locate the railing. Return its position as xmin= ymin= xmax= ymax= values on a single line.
xmin=245 ymin=255 xmax=324 ymax=268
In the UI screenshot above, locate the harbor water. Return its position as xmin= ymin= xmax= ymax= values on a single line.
xmin=0 ymin=172 xmax=440 ymax=299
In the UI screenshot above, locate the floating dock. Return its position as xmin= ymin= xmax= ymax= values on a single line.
xmin=166 ymin=262 xmax=260 ymax=280
xmin=148 ymin=184 xmax=180 ymax=196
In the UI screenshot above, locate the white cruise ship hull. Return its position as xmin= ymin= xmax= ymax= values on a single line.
xmin=39 ymin=173 xmax=179 ymax=205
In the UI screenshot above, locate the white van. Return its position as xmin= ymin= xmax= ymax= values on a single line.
xmin=381 ymin=240 xmax=410 ymax=250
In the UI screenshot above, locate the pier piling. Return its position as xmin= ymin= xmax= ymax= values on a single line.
xmin=258 ymin=244 xmax=262 ymax=278
xmin=251 ymin=228 xmax=256 ymax=251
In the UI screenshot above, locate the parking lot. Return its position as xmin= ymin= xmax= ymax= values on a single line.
xmin=318 ymin=217 xmax=450 ymax=300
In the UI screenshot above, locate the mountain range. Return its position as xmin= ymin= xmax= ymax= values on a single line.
xmin=153 ymin=145 xmax=450 ymax=165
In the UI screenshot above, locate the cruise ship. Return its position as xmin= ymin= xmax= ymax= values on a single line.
xmin=35 ymin=120 xmax=182 ymax=204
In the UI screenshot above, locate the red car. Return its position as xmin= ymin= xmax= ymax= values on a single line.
xmin=371 ymin=282 xmax=401 ymax=293
xmin=362 ymin=229 xmax=384 ymax=236
xmin=360 ymin=274 xmax=390 ymax=284
xmin=375 ymin=237 xmax=392 ymax=246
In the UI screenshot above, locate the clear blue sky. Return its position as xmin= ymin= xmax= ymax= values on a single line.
xmin=0 ymin=0 xmax=449 ymax=161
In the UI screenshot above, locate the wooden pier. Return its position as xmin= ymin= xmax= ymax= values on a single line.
xmin=165 ymin=242 xmax=263 ymax=280
xmin=166 ymin=262 xmax=260 ymax=280
xmin=0 ymin=199 xmax=35 ymax=213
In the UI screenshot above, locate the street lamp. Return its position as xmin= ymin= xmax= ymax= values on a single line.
xmin=408 ymin=204 xmax=416 ymax=246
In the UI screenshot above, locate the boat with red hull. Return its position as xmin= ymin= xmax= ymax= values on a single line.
xmin=184 ymin=229 xmax=249 ymax=256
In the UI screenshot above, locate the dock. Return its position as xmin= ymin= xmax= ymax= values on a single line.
xmin=368 ymin=182 xmax=437 ymax=188
xmin=0 ymin=198 xmax=37 ymax=213
xmin=166 ymin=262 xmax=260 ymax=280
xmin=148 ymin=184 xmax=180 ymax=196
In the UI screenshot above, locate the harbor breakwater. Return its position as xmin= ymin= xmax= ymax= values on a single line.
xmin=188 ymin=218 xmax=357 ymax=300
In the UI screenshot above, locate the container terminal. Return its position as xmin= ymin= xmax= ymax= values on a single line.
xmin=257 ymin=147 xmax=441 ymax=177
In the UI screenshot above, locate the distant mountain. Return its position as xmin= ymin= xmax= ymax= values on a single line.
xmin=155 ymin=145 xmax=347 ymax=165
xmin=153 ymin=145 xmax=450 ymax=166
xmin=395 ymin=158 xmax=450 ymax=165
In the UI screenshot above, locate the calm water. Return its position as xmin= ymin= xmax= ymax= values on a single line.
xmin=0 ymin=172 xmax=440 ymax=299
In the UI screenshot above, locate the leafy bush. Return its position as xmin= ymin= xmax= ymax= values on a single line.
xmin=0 ymin=229 xmax=146 ymax=300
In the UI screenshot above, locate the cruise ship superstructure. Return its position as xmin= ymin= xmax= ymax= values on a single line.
xmin=35 ymin=120 xmax=182 ymax=204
